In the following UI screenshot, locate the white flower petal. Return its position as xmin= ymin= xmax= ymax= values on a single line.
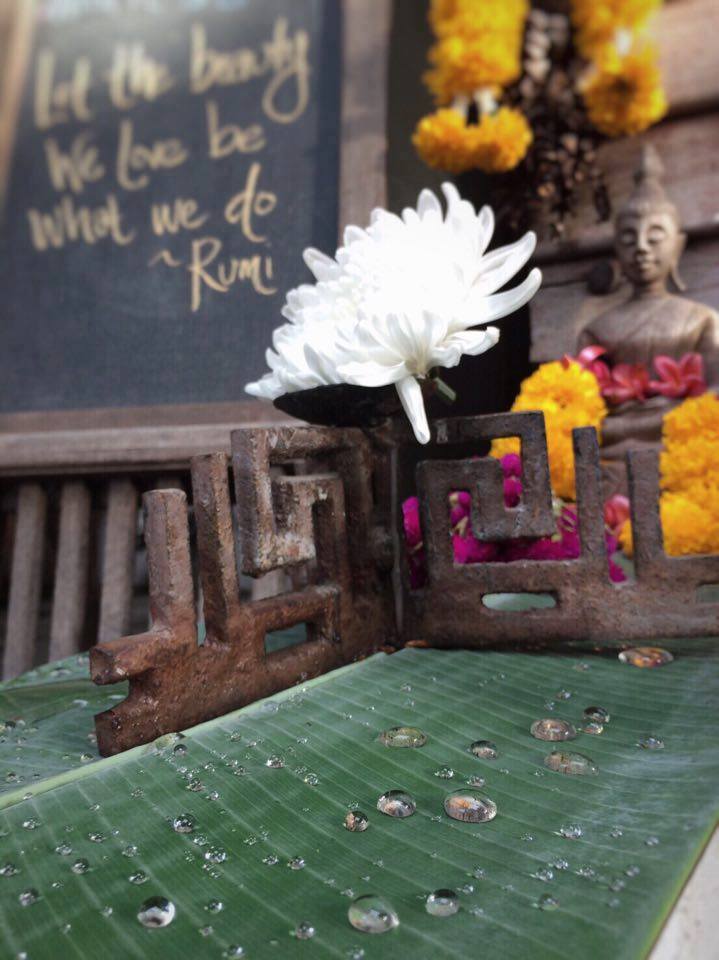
xmin=482 ymin=267 xmax=543 ymax=323
xmin=337 ymin=359 xmax=409 ymax=387
xmin=396 ymin=376 xmax=430 ymax=444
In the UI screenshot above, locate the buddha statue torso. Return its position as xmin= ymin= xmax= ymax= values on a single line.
xmin=577 ymin=147 xmax=719 ymax=495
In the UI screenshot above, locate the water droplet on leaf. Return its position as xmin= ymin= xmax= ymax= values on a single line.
xmin=18 ymin=889 xmax=38 ymax=907
xmin=618 ymin=647 xmax=673 ymax=668
xmin=637 ymin=736 xmax=664 ymax=750
xmin=425 ymin=889 xmax=459 ymax=917
xmin=558 ymin=824 xmax=583 ymax=839
xmin=172 ymin=814 xmax=196 ymax=834
xmin=348 ymin=895 xmax=399 ymax=934
xmin=71 ymin=859 xmax=90 ymax=875
xmin=377 ymin=791 xmax=416 ymax=818
xmin=443 ymin=790 xmax=497 ymax=823
xmin=470 ymin=740 xmax=497 ymax=759
xmin=137 ymin=896 xmax=175 ymax=928
xmin=344 ymin=811 xmax=369 ymax=832
xmin=544 ymin=751 xmax=598 ymax=776
xmin=377 ymin=727 xmax=426 ymax=748
xmin=584 ymin=706 xmax=610 ymax=723
xmin=293 ymin=921 xmax=315 ymax=940
xmin=531 ymin=719 xmax=577 ymax=741
xmin=536 ymin=893 xmax=558 ymax=911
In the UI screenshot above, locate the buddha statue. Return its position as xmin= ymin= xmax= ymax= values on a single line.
xmin=577 ymin=145 xmax=719 ymax=495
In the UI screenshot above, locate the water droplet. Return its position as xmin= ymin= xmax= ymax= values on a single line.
xmin=173 ymin=743 xmax=187 ymax=756
xmin=71 ymin=859 xmax=90 ymax=875
xmin=544 ymin=751 xmax=598 ymax=776
xmin=618 ymin=647 xmax=673 ymax=668
xmin=171 ymin=813 xmax=196 ymax=834
xmin=625 ymin=865 xmax=640 ymax=877
xmin=54 ymin=843 xmax=72 ymax=856
xmin=434 ymin=767 xmax=454 ymax=780
xmin=555 ymin=689 xmax=572 ymax=700
xmin=425 ymin=889 xmax=459 ymax=917
xmin=88 ymin=832 xmax=105 ymax=843
xmin=377 ymin=791 xmax=416 ymax=818
xmin=638 ymin=736 xmax=664 ymax=750
xmin=551 ymin=858 xmax=569 ymax=871
xmin=610 ymin=826 xmax=623 ymax=838
xmin=536 ymin=893 xmax=559 ymax=911
xmin=199 ymin=925 xmax=213 ymax=937
xmin=1 ymin=863 xmax=19 ymax=877
xmin=137 ymin=896 xmax=175 ymax=928
xmin=263 ymin=854 xmax=279 ymax=866
xmin=21 ymin=818 xmax=39 ymax=830
xmin=18 ymin=889 xmax=39 ymax=907
xmin=265 ymin=755 xmax=284 ymax=769
xmin=531 ymin=719 xmax=577 ymax=741
xmin=287 ymin=856 xmax=306 ymax=870
xmin=645 ymin=835 xmax=660 ymax=846
xmin=558 ymin=824 xmax=583 ymax=839
xmin=609 ymin=876 xmax=626 ymax=892
xmin=293 ymin=921 xmax=315 ymax=940
xmin=582 ymin=722 xmax=604 ymax=735
xmin=344 ymin=811 xmax=369 ymax=832
xmin=101 ymin=906 xmax=113 ymax=917
xmin=204 ymin=846 xmax=227 ymax=864
xmin=576 ymin=864 xmax=596 ymax=879
xmin=346 ymin=949 xmax=365 ymax=960
xmin=122 ymin=844 xmax=138 ymax=857
xmin=303 ymin=772 xmax=319 ymax=786
xmin=443 ymin=790 xmax=497 ymax=823
xmin=348 ymin=895 xmax=399 ymax=934
xmin=466 ymin=775 xmax=486 ymax=788
xmin=532 ymin=867 xmax=554 ymax=882
xmin=377 ymin=726 xmax=426 ymax=748
xmin=129 ymin=871 xmax=148 ymax=885
xmin=206 ymin=899 xmax=223 ymax=913
xmin=223 ymin=946 xmax=245 ymax=958
xmin=584 ymin=706 xmax=610 ymax=723
xmin=470 ymin=740 xmax=497 ymax=759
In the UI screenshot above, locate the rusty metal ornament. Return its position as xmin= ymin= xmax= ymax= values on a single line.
xmin=91 ymin=411 xmax=719 ymax=756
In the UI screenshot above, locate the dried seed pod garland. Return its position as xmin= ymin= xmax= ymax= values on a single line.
xmin=414 ymin=1 xmax=667 ymax=234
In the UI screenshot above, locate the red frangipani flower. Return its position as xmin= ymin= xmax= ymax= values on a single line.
xmin=648 ymin=353 xmax=706 ymax=399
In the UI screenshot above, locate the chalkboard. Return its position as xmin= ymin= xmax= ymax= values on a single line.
xmin=0 ymin=0 xmax=341 ymax=415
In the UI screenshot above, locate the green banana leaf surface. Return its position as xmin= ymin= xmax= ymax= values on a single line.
xmin=1 ymin=641 xmax=718 ymax=960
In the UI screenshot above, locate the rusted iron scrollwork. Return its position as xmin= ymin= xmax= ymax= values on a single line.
xmin=90 ymin=425 xmax=396 ymax=756
xmin=92 ymin=411 xmax=719 ymax=755
xmin=405 ymin=412 xmax=719 ymax=647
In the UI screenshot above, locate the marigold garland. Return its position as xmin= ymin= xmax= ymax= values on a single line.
xmin=413 ymin=106 xmax=533 ymax=175
xmin=490 ymin=360 xmax=607 ymax=500
xmin=582 ymin=45 xmax=667 ymax=137
xmin=570 ymin=0 xmax=662 ymax=59
xmin=620 ymin=394 xmax=719 ymax=557
xmin=414 ymin=0 xmax=531 ymax=176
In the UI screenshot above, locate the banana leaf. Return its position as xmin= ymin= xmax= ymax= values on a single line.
xmin=1 ymin=642 xmax=718 ymax=959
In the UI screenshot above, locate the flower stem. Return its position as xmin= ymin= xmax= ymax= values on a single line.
xmin=428 ymin=374 xmax=457 ymax=406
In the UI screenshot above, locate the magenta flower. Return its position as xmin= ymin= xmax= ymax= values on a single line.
xmin=603 ymin=363 xmax=650 ymax=404
xmin=648 ymin=353 xmax=706 ymax=399
xmin=604 ymin=494 xmax=630 ymax=536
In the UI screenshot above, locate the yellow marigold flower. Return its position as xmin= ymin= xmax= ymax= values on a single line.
xmin=430 ymin=0 xmax=528 ymax=40
xmin=426 ymin=34 xmax=522 ymax=101
xmin=414 ymin=107 xmax=532 ymax=175
xmin=491 ymin=361 xmax=607 ymax=501
xmin=570 ymin=0 xmax=661 ymax=59
xmin=582 ymin=46 xmax=667 ymax=137
xmin=662 ymin=392 xmax=719 ymax=446
xmin=413 ymin=108 xmax=480 ymax=174
xmin=471 ymin=108 xmax=533 ymax=173
xmin=623 ymin=394 xmax=719 ymax=557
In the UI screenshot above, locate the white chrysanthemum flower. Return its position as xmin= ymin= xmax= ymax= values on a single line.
xmin=245 ymin=182 xmax=541 ymax=443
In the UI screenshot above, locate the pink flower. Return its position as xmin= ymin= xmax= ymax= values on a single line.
xmin=500 ymin=453 xmax=522 ymax=478
xmin=604 ymin=494 xmax=630 ymax=536
xmin=452 ymin=534 xmax=500 ymax=564
xmin=648 ymin=353 xmax=706 ymax=399
xmin=566 ymin=346 xmax=613 ymax=393
xmin=449 ymin=491 xmax=472 ymax=530
xmin=603 ymin=363 xmax=650 ymax=404
xmin=402 ymin=496 xmax=422 ymax=549
xmin=503 ymin=475 xmax=523 ymax=507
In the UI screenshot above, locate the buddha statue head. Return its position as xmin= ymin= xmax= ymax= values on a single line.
xmin=614 ymin=145 xmax=685 ymax=295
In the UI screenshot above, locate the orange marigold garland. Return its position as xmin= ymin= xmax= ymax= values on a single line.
xmin=414 ymin=0 xmax=532 ymax=176
xmin=618 ymin=394 xmax=719 ymax=557
xmin=490 ymin=360 xmax=607 ymax=501
xmin=571 ymin=0 xmax=666 ymax=138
